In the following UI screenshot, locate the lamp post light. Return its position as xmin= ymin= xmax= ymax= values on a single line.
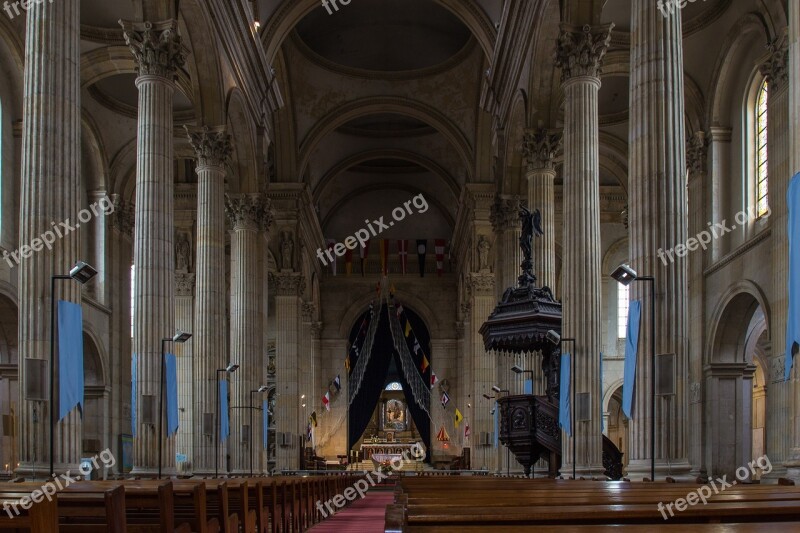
xmin=611 ymin=263 xmax=656 ymax=481
xmin=491 ymin=386 xmax=511 ymax=475
xmin=158 ymin=330 xmax=192 ymax=479
xmin=546 ymin=329 xmax=577 ymax=479
xmin=250 ymin=386 xmax=269 ymax=476
xmin=511 ymin=365 xmax=536 ymax=393
xmin=50 ymin=261 xmax=97 ymax=477
xmin=216 ymin=363 xmax=239 ymax=477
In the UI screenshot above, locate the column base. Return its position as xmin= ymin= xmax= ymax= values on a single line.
xmin=15 ymin=461 xmax=81 ymax=480
xmin=624 ymin=458 xmax=693 ymax=481
xmin=782 ymin=447 xmax=800 ymax=483
xmin=129 ymin=466 xmax=178 ymax=479
xmin=559 ymin=462 xmax=606 ymax=479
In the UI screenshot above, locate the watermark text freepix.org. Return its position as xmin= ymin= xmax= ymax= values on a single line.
xmin=316 ymin=194 xmax=429 ymax=267
xmin=657 ymin=0 xmax=707 ymax=19
xmin=657 ymin=454 xmax=772 ymax=520
xmin=657 ymin=205 xmax=769 ymax=266
xmin=2 ymin=196 xmax=115 ymax=269
xmin=3 ymin=0 xmax=57 ymax=20
xmin=2 ymin=448 xmax=116 ymax=518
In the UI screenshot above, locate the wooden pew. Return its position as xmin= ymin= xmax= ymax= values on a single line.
xmin=58 ymin=484 xmax=126 ymax=532
xmin=0 ymin=489 xmax=59 ymax=532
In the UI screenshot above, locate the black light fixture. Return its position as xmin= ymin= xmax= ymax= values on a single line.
xmin=216 ymin=363 xmax=239 ymax=477
xmin=546 ymin=328 xmax=577 ymax=479
xmin=49 ymin=261 xmax=97 ymax=476
xmin=611 ymin=262 xmax=656 ymax=481
xmin=249 ymin=385 xmax=269 ymax=476
xmin=158 ymin=330 xmax=192 ymax=479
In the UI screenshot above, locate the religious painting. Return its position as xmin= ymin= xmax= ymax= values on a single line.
xmin=383 ymin=399 xmax=406 ymax=431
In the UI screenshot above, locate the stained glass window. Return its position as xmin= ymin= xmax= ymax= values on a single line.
xmin=756 ymin=80 xmax=769 ymax=218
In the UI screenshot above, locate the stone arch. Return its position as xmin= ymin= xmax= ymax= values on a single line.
xmin=338 ymin=290 xmax=441 ymax=340
xmin=82 ymin=328 xmax=109 ymax=455
xmin=0 ymin=289 xmax=17 ymax=478
xmin=501 ymin=90 xmax=528 ymax=197
xmin=706 ymin=280 xmax=771 ymax=366
xmin=180 ymin=0 xmax=226 ymax=125
xmin=226 ymin=88 xmax=258 ymax=194
xmin=602 ymin=378 xmax=624 ymax=413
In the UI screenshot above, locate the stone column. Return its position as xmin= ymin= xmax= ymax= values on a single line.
xmin=226 ymin=194 xmax=273 ymax=474
xmin=522 ymin=128 xmax=562 ymax=292
xmin=185 ymin=126 xmax=231 ymax=475
xmin=17 ymin=0 xmax=83 ymax=476
xmin=121 ymin=19 xmax=185 ymax=474
xmin=299 ymin=302 xmax=315 ymax=453
xmin=174 ymin=273 xmax=194 ymax=474
xmin=467 ymin=271 xmax=495 ymax=470
xmin=554 ymin=22 xmax=613 ymax=476
xmin=626 ymin=1 xmax=690 ymax=479
xmin=273 ymin=272 xmax=304 ymax=470
xmin=789 ymin=0 xmax=800 ymax=484
xmin=686 ymin=132 xmax=708 ymax=478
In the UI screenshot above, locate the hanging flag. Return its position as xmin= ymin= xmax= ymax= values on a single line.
xmin=345 ymin=247 xmax=353 ymax=276
xmin=326 ymin=239 xmax=337 ymax=276
xmin=262 ymin=399 xmax=269 ymax=449
xmin=333 ymin=374 xmax=341 ymax=392
xmin=421 ymin=355 xmax=429 ymax=373
xmin=454 ymin=408 xmax=463 ymax=428
xmin=344 ymin=354 xmax=351 ymax=372
xmin=58 ymin=300 xmax=84 ymax=421
xmin=600 ymin=352 xmax=604 ymax=433
xmin=431 ymin=372 xmax=439 ymax=389
xmin=396 ymin=303 xmax=404 ymax=318
xmin=435 ymin=239 xmax=445 ymax=276
xmin=404 ymin=320 xmax=412 ymax=338
xmin=359 ymin=240 xmax=370 ymax=277
xmin=306 ymin=422 xmax=312 ymax=442
xmin=523 ymin=379 xmax=533 ymax=395
xmin=380 ymin=239 xmax=390 ymax=275
xmin=131 ymin=353 xmax=137 ymax=437
xmin=412 ymin=337 xmax=421 ymax=355
xmin=416 ymin=239 xmax=427 ymax=277
xmin=220 ymin=379 xmax=230 ymax=440
xmin=441 ymin=391 xmax=450 ymax=408
xmin=322 ymin=391 xmax=331 ymax=411
xmin=559 ymin=353 xmax=571 ymax=437
xmin=397 ymin=240 xmax=409 ymax=275
xmin=166 ymin=353 xmax=179 ymax=436
xmin=311 ymin=411 xmax=318 ymax=427
xmin=787 ymin=173 xmax=800 ymax=380
xmin=436 ymin=425 xmax=450 ymax=442
xmin=390 ymin=283 xmax=396 ymax=298
xmin=493 ymin=403 xmax=499 ymax=448
xmin=623 ymin=301 xmax=642 ymax=418
xmin=464 ymin=423 xmax=471 ymax=439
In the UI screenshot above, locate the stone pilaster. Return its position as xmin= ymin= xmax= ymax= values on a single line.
xmin=626 ymin=2 xmax=690 ymax=479
xmin=185 ymin=126 xmax=231 ymax=475
xmin=299 ymin=303 xmax=314 ymax=454
xmin=17 ymin=0 xmax=83 ymax=477
xmin=226 ymin=194 xmax=273 ymax=474
xmin=121 ymin=18 xmax=185 ymax=474
xmin=522 ymin=128 xmax=562 ymax=293
xmin=467 ymin=271 xmax=495 ymax=470
xmin=174 ymin=273 xmax=194 ymax=474
xmin=273 ymin=272 xmax=305 ymax=470
xmin=554 ymin=22 xmax=612 ymax=476
xmin=686 ymin=132 xmax=708 ymax=478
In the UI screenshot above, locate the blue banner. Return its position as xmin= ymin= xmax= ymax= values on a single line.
xmin=786 ymin=173 xmax=800 ymax=380
xmin=523 ymin=379 xmax=532 ymax=395
xmin=58 ymin=300 xmax=84 ymax=421
xmin=623 ymin=300 xmax=642 ymax=418
xmin=268 ymin=400 xmax=269 ymax=450
xmin=493 ymin=401 xmax=498 ymax=448
xmin=600 ymin=352 xmax=604 ymax=433
xmin=131 ymin=353 xmax=137 ymax=436
xmin=165 ymin=353 xmax=179 ymax=436
xmin=559 ymin=352 xmax=571 ymax=437
xmin=219 ymin=380 xmax=229 ymax=440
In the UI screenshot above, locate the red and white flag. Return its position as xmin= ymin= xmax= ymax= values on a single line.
xmin=326 ymin=239 xmax=337 ymax=276
xmin=435 ymin=239 xmax=445 ymax=276
xmin=397 ymin=240 xmax=409 ymax=275
xmin=464 ymin=423 xmax=470 ymax=439
xmin=322 ymin=391 xmax=331 ymax=411
xmin=430 ymin=371 xmax=439 ymax=389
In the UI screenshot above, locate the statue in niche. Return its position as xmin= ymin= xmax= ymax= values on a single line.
xmin=280 ymin=231 xmax=294 ymax=271
xmin=477 ymin=235 xmax=491 ymax=271
xmin=175 ymin=234 xmax=191 ymax=273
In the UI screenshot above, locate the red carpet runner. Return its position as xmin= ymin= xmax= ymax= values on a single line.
xmin=310 ymin=490 xmax=394 ymax=532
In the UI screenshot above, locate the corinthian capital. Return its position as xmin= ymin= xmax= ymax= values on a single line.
xmin=269 ymin=272 xmax=306 ymax=296
xmin=467 ymin=271 xmax=495 ymax=296
xmin=119 ymin=19 xmax=186 ymax=80
xmin=759 ymin=30 xmax=788 ymax=92
xmin=490 ymin=196 xmax=521 ymax=232
xmin=186 ymin=126 xmax=232 ymax=168
xmin=555 ymin=23 xmax=614 ymax=83
xmin=522 ymin=128 xmax=563 ymax=171
xmin=686 ymin=131 xmax=708 ymax=178
xmin=225 ymin=194 xmax=274 ymax=232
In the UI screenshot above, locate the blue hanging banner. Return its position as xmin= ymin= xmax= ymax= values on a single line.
xmin=600 ymin=352 xmax=604 ymax=433
xmin=263 ymin=399 xmax=269 ymax=449
xmin=131 ymin=353 xmax=137 ymax=436
xmin=523 ymin=379 xmax=533 ymax=395
xmin=220 ymin=380 xmax=229 ymax=440
xmin=559 ymin=352 xmax=571 ymax=437
xmin=493 ymin=401 xmax=499 ymax=448
xmin=166 ymin=353 xmax=179 ymax=436
xmin=786 ymin=173 xmax=800 ymax=380
xmin=58 ymin=300 xmax=84 ymax=421
xmin=623 ymin=300 xmax=642 ymax=418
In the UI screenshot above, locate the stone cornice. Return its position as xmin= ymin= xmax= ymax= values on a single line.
xmin=225 ymin=193 xmax=274 ymax=232
xmin=703 ymin=227 xmax=771 ymax=277
xmin=119 ymin=19 xmax=186 ymax=80
xmin=185 ymin=125 xmax=232 ymax=168
xmin=522 ymin=128 xmax=563 ymax=171
xmin=555 ymin=23 xmax=614 ymax=83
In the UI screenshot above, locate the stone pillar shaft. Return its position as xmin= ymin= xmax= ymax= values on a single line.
xmin=174 ymin=274 xmax=194 ymax=474
xmin=627 ymin=2 xmax=690 ymax=478
xmin=17 ymin=0 xmax=82 ymax=476
xmin=468 ymin=271 xmax=495 ymax=470
xmin=555 ymin=22 xmax=613 ymax=475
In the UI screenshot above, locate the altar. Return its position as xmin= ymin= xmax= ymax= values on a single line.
xmin=360 ymin=442 xmax=417 ymax=461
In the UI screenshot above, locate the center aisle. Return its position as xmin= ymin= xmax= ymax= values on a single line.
xmin=310 ymin=489 xmax=395 ymax=533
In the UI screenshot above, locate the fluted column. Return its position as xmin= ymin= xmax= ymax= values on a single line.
xmin=468 ymin=271 xmax=495 ymax=470
xmin=17 ymin=0 xmax=82 ymax=477
xmin=121 ymin=19 xmax=185 ymax=474
xmin=627 ymin=1 xmax=690 ymax=479
xmin=226 ymin=194 xmax=273 ymax=474
xmin=185 ymin=126 xmax=231 ymax=475
xmin=555 ymin=22 xmax=612 ymax=476
xmin=273 ymin=272 xmax=305 ymax=470
xmin=789 ymin=0 xmax=800 ymax=483
xmin=174 ymin=273 xmax=194 ymax=474
xmin=523 ymin=128 xmax=562 ymax=293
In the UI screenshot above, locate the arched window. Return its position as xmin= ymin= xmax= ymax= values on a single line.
xmin=755 ymin=79 xmax=769 ymax=218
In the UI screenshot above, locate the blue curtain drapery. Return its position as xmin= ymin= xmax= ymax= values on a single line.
xmin=58 ymin=300 xmax=84 ymax=421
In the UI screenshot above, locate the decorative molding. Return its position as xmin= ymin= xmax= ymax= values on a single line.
xmin=185 ymin=125 xmax=232 ymax=168
xmin=703 ymin=227 xmax=771 ymax=277
xmin=759 ymin=29 xmax=789 ymax=93
xmin=689 ymin=381 xmax=701 ymax=404
xmin=175 ymin=273 xmax=195 ymax=297
xmin=555 ymin=23 xmax=614 ymax=83
xmin=119 ymin=19 xmax=186 ymax=80
xmin=301 ymin=302 xmax=315 ymax=322
xmin=467 ymin=271 xmax=495 ymax=296
xmin=490 ymin=196 xmax=521 ymax=233
xmin=110 ymin=194 xmax=134 ymax=238
xmin=686 ymin=131 xmax=708 ymax=178
xmin=522 ymin=128 xmax=562 ymax=171
xmin=225 ymin=193 xmax=274 ymax=232
xmin=310 ymin=322 xmax=323 ymax=339
xmin=269 ymin=272 xmax=305 ymax=296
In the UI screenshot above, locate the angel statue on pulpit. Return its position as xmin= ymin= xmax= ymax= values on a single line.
xmin=518 ymin=205 xmax=544 ymax=287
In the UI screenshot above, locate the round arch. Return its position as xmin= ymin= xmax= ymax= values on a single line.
xmin=337 ymin=290 xmax=442 ymax=340
xmin=226 ymin=88 xmax=258 ymax=193
xmin=706 ymin=280 xmax=771 ymax=366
